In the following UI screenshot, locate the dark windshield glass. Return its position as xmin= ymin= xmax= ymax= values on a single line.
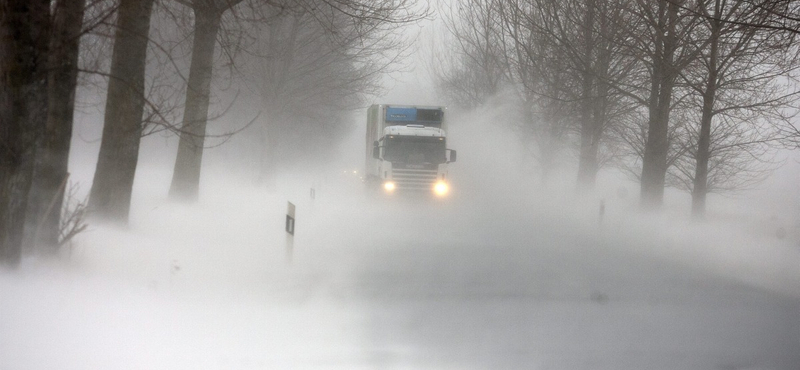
xmin=384 ymin=136 xmax=446 ymax=164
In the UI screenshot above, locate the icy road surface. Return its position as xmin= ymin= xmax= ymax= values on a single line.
xmin=2 ymin=177 xmax=799 ymax=370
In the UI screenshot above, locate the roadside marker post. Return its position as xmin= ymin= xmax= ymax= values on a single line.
xmin=286 ymin=202 xmax=295 ymax=235
xmin=286 ymin=202 xmax=295 ymax=262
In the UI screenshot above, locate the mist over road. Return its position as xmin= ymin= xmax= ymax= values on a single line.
xmin=299 ymin=188 xmax=800 ymax=370
xmin=5 ymin=0 xmax=800 ymax=368
xmin=2 ymin=167 xmax=798 ymax=370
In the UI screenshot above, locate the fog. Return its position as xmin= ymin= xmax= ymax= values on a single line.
xmin=2 ymin=70 xmax=799 ymax=369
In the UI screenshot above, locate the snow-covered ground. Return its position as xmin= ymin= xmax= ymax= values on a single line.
xmin=2 ymin=159 xmax=799 ymax=369
xmin=2 ymin=106 xmax=800 ymax=369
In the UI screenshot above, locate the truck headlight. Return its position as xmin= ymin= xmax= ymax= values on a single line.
xmin=383 ymin=181 xmax=396 ymax=192
xmin=433 ymin=181 xmax=449 ymax=196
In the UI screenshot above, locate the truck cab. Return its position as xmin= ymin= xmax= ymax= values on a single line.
xmin=365 ymin=105 xmax=456 ymax=197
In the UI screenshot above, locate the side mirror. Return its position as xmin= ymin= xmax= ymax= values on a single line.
xmin=449 ymin=149 xmax=457 ymax=163
xmin=372 ymin=141 xmax=380 ymax=159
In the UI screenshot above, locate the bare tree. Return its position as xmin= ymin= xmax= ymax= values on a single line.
xmin=433 ymin=0 xmax=509 ymax=109
xmin=24 ymin=0 xmax=87 ymax=251
xmin=587 ymin=0 xmax=710 ymax=209
xmin=168 ymin=0 xmax=245 ymax=201
xmin=527 ymin=0 xmax=635 ymax=189
xmin=681 ymin=0 xmax=800 ymax=150
xmin=434 ymin=0 xmax=800 ymax=211
xmin=87 ymin=0 xmax=156 ymax=223
xmin=670 ymin=0 xmax=799 ymax=216
xmin=497 ymin=0 xmax=578 ymax=181
xmin=168 ymin=0 xmax=426 ymax=201
xmin=635 ymin=0 xmax=693 ymax=208
xmin=0 ymin=0 xmax=51 ymax=266
xmin=434 ymin=0 xmax=639 ymax=188
xmin=3 ymin=0 xmax=116 ymax=260
xmin=239 ymin=4 xmax=402 ymax=181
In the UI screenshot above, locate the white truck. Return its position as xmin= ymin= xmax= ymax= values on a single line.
xmin=365 ymin=104 xmax=457 ymax=197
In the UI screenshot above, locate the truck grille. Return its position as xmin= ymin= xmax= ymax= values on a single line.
xmin=392 ymin=168 xmax=438 ymax=190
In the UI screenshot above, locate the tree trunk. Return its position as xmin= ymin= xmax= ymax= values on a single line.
xmin=168 ymin=8 xmax=222 ymax=202
xmin=25 ymin=0 xmax=86 ymax=250
xmin=640 ymin=80 xmax=673 ymax=209
xmin=576 ymin=0 xmax=598 ymax=190
xmin=87 ymin=0 xmax=154 ymax=223
xmin=692 ymin=10 xmax=721 ymax=218
xmin=588 ymin=66 xmax=610 ymax=184
xmin=640 ymin=0 xmax=678 ymax=210
xmin=0 ymin=0 xmax=51 ymax=266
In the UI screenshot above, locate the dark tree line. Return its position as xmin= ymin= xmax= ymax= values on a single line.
xmin=0 ymin=0 xmax=425 ymax=267
xmin=1 ymin=0 xmax=88 ymax=266
xmin=435 ymin=0 xmax=800 ymax=216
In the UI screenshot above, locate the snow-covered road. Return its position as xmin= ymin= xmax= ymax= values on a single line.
xmin=1 ymin=177 xmax=799 ymax=370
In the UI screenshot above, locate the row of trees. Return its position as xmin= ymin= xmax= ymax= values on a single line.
xmin=0 ymin=0 xmax=425 ymax=267
xmin=1 ymin=0 xmax=90 ymax=265
xmin=434 ymin=0 xmax=800 ymax=215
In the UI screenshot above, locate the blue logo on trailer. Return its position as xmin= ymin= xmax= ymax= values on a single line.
xmin=386 ymin=107 xmax=417 ymax=122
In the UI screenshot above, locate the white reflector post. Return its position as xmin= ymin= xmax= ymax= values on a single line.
xmin=286 ymin=202 xmax=296 ymax=235
xmin=286 ymin=202 xmax=295 ymax=263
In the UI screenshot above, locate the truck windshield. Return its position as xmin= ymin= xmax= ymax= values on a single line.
xmin=384 ymin=136 xmax=446 ymax=164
